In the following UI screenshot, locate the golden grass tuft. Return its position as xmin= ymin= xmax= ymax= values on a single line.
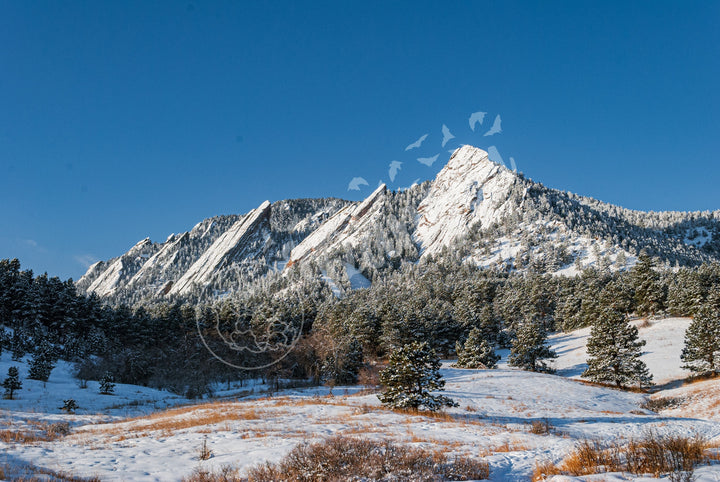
xmin=538 ymin=432 xmax=713 ymax=479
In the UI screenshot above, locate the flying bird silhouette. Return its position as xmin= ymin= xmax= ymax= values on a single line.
xmin=441 ymin=124 xmax=455 ymax=147
xmin=510 ymin=157 xmax=517 ymax=172
xmin=347 ymin=177 xmax=369 ymax=191
xmin=417 ymin=154 xmax=439 ymax=167
xmin=405 ymin=134 xmax=428 ymax=151
xmin=486 ymin=146 xmax=506 ymax=168
xmin=469 ymin=111 xmax=487 ymax=131
xmin=483 ymin=115 xmax=502 ymax=136
xmin=388 ymin=161 xmax=402 ymax=182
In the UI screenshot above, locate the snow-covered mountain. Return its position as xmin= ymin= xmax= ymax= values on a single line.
xmin=77 ymin=145 xmax=720 ymax=304
xmin=415 ymin=146 xmax=520 ymax=258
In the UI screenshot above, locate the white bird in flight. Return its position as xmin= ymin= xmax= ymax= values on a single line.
xmin=405 ymin=134 xmax=428 ymax=151
xmin=469 ymin=111 xmax=486 ymax=131
xmin=399 ymin=178 xmax=421 ymax=192
xmin=484 ymin=115 xmax=502 ymax=136
xmin=388 ymin=161 xmax=402 ymax=182
xmin=417 ymin=154 xmax=439 ymax=167
xmin=441 ymin=124 xmax=455 ymax=147
xmin=347 ymin=177 xmax=369 ymax=191
xmin=486 ymin=146 xmax=506 ymax=167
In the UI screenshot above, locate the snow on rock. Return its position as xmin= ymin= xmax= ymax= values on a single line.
xmin=287 ymin=184 xmax=387 ymax=267
xmin=169 ymin=201 xmax=271 ymax=296
xmin=415 ymin=145 xmax=519 ymax=258
xmin=85 ymin=238 xmax=155 ymax=297
xmin=126 ymin=232 xmax=189 ymax=292
xmin=345 ymin=263 xmax=371 ymax=289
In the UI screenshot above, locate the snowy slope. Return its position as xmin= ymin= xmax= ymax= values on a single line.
xmin=415 ymin=145 xmax=519 ymax=258
xmin=3 ymin=315 xmax=720 ymax=481
xmin=169 ymin=201 xmax=271 ymax=296
xmin=287 ymin=184 xmax=387 ymax=267
xmin=547 ymin=317 xmax=693 ymax=384
xmin=126 ymin=232 xmax=190 ymax=295
xmin=83 ymin=238 xmax=156 ymax=297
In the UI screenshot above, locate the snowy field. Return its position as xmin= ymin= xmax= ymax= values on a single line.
xmin=1 ymin=317 xmax=719 ymax=481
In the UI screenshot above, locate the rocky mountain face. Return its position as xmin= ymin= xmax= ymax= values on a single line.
xmin=78 ymin=146 xmax=720 ymax=304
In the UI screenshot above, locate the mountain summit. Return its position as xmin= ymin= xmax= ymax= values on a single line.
xmin=77 ymin=146 xmax=720 ymax=304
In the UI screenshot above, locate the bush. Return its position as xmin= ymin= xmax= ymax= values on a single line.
xmin=529 ymin=419 xmax=552 ymax=435
xmin=60 ymin=399 xmax=79 ymax=414
xmin=99 ymin=372 xmax=115 ymax=395
xmin=540 ymin=432 xmax=710 ymax=481
xmin=246 ymin=435 xmax=489 ymax=481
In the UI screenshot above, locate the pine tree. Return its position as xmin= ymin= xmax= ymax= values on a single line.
xmin=582 ymin=308 xmax=653 ymax=388
xmin=27 ymin=340 xmax=56 ymax=382
xmin=99 ymin=372 xmax=115 ymax=395
xmin=378 ymin=341 xmax=457 ymax=411
xmin=681 ymin=304 xmax=720 ymax=375
xmin=454 ymin=327 xmax=499 ymax=369
xmin=508 ymin=317 xmax=557 ymax=372
xmin=3 ymin=366 xmax=22 ymax=399
xmin=630 ymin=252 xmax=666 ymax=317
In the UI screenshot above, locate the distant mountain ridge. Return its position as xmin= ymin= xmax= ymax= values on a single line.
xmin=78 ymin=146 xmax=720 ymax=304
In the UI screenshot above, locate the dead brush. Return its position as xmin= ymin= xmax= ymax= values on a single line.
xmin=182 ymin=465 xmax=241 ymax=482
xmin=529 ymin=419 xmax=553 ymax=435
xmin=90 ymin=405 xmax=263 ymax=438
xmin=245 ymin=435 xmax=489 ymax=481
xmin=539 ymin=432 xmax=711 ymax=481
xmin=0 ymin=421 xmax=71 ymax=444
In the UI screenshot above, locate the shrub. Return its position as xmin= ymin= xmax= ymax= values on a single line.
xmin=99 ymin=372 xmax=115 ymax=395
xmin=541 ymin=432 xmax=709 ymax=481
xmin=246 ymin=435 xmax=489 ymax=481
xmin=60 ymin=399 xmax=79 ymax=414
xmin=529 ymin=419 xmax=553 ymax=435
xmin=182 ymin=465 xmax=240 ymax=482
xmin=198 ymin=436 xmax=212 ymax=460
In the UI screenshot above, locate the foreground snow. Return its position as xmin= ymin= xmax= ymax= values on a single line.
xmin=1 ymin=317 xmax=719 ymax=481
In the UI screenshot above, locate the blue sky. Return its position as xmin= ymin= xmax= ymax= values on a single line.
xmin=1 ymin=1 xmax=719 ymax=280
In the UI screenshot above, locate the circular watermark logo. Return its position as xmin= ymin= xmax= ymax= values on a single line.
xmin=197 ymin=293 xmax=305 ymax=370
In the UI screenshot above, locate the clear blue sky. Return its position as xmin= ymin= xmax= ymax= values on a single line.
xmin=1 ymin=1 xmax=719 ymax=280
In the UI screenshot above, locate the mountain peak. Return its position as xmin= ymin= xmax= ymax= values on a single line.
xmin=415 ymin=145 xmax=520 ymax=257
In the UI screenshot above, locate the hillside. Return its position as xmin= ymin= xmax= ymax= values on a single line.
xmin=2 ymin=317 xmax=719 ymax=481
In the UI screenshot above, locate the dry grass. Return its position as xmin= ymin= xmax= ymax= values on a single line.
xmin=0 ymin=422 xmax=71 ymax=444
xmin=478 ymin=440 xmax=529 ymax=456
xmin=88 ymin=404 xmax=268 ymax=440
xmin=0 ymin=463 xmax=100 ymax=482
xmin=244 ymin=435 xmax=490 ymax=481
xmin=537 ymin=432 xmax=713 ymax=481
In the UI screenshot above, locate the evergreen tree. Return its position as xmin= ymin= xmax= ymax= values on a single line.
xmin=508 ymin=317 xmax=557 ymax=372
xmin=28 ymin=340 xmax=56 ymax=382
xmin=582 ymin=308 xmax=653 ymax=388
xmin=3 ymin=366 xmax=21 ymax=399
xmin=453 ymin=327 xmax=499 ymax=369
xmin=378 ymin=341 xmax=457 ymax=411
xmin=630 ymin=252 xmax=666 ymax=317
xmin=10 ymin=330 xmax=27 ymax=361
xmin=681 ymin=304 xmax=720 ymax=375
xmin=99 ymin=372 xmax=115 ymax=395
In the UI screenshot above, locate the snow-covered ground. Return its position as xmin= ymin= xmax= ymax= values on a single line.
xmin=1 ymin=317 xmax=719 ymax=481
